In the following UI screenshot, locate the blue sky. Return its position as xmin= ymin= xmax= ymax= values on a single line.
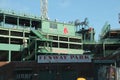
xmin=0 ymin=0 xmax=120 ymax=40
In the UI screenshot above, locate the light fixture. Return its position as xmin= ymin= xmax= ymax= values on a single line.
xmin=77 ymin=77 xmax=86 ymax=80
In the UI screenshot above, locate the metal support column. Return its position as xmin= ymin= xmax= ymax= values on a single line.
xmin=8 ymin=50 xmax=11 ymax=62
xmin=28 ymin=36 xmax=31 ymax=55
xmin=58 ymin=36 xmax=60 ymax=48
xmin=3 ymin=14 xmax=5 ymax=27
xmin=8 ymin=29 xmax=11 ymax=61
xmin=17 ymin=17 xmax=19 ymax=28
xmin=30 ymin=19 xmax=32 ymax=30
xmin=35 ymin=40 xmax=37 ymax=60
xmin=90 ymin=29 xmax=94 ymax=41
xmin=103 ymin=41 xmax=105 ymax=57
xmin=50 ymin=41 xmax=52 ymax=52
xmin=68 ymin=37 xmax=70 ymax=49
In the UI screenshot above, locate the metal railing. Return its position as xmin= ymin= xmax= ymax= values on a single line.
xmin=100 ymin=22 xmax=110 ymax=38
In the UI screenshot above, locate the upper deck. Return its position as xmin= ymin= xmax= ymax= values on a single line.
xmin=0 ymin=10 xmax=83 ymax=61
xmin=0 ymin=9 xmax=81 ymax=37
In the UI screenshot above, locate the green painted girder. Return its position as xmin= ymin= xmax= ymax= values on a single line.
xmin=23 ymin=51 xmax=35 ymax=60
xmin=38 ymin=47 xmax=51 ymax=53
xmin=31 ymin=30 xmax=48 ymax=41
xmin=0 ymin=43 xmax=21 ymax=51
xmin=101 ymin=22 xmax=110 ymax=38
xmin=27 ymin=40 xmax=35 ymax=49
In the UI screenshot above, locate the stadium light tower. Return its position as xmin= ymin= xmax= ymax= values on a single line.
xmin=40 ymin=0 xmax=48 ymax=19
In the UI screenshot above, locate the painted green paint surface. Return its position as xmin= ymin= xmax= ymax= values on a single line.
xmin=0 ymin=43 xmax=21 ymax=51
xmin=42 ymin=20 xmax=75 ymax=36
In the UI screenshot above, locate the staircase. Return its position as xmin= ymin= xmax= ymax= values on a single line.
xmin=21 ymin=30 xmax=52 ymax=61
xmin=31 ymin=29 xmax=52 ymax=53
xmin=31 ymin=30 xmax=47 ymax=40
xmin=21 ymin=39 xmax=36 ymax=61
xmin=100 ymin=22 xmax=110 ymax=39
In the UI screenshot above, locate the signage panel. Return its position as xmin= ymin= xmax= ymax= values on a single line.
xmin=38 ymin=55 xmax=91 ymax=63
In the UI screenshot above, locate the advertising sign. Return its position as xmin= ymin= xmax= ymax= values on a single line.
xmin=38 ymin=54 xmax=91 ymax=63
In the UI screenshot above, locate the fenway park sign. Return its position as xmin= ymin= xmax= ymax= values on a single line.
xmin=38 ymin=55 xmax=91 ymax=63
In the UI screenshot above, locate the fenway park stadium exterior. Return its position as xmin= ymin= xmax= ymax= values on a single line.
xmin=0 ymin=10 xmax=120 ymax=80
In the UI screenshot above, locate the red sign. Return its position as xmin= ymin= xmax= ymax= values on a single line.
xmin=38 ymin=55 xmax=91 ymax=63
xmin=64 ymin=27 xmax=68 ymax=34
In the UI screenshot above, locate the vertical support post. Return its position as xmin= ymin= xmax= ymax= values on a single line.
xmin=50 ymin=41 xmax=52 ymax=52
xmin=8 ymin=51 xmax=11 ymax=62
xmin=90 ymin=28 xmax=94 ymax=41
xmin=8 ymin=29 xmax=11 ymax=61
xmin=35 ymin=39 xmax=37 ymax=60
xmin=23 ymin=24 xmax=25 ymax=38
xmin=103 ymin=41 xmax=105 ymax=57
xmin=30 ymin=19 xmax=32 ymax=30
xmin=17 ymin=17 xmax=19 ymax=28
xmin=68 ymin=37 xmax=70 ymax=49
xmin=3 ymin=14 xmax=5 ymax=27
xmin=81 ymin=39 xmax=83 ymax=50
xmin=90 ymin=30 xmax=92 ymax=41
xmin=28 ymin=36 xmax=31 ymax=55
xmin=58 ymin=36 xmax=60 ymax=48
xmin=84 ymin=33 xmax=86 ymax=41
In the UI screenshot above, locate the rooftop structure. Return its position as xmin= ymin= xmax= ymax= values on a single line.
xmin=0 ymin=9 xmax=86 ymax=61
xmin=99 ymin=22 xmax=120 ymax=57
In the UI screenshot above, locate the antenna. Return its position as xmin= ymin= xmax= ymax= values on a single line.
xmin=40 ymin=0 xmax=48 ymax=19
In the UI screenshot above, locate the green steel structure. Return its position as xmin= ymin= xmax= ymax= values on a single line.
xmin=0 ymin=9 xmax=120 ymax=80
xmin=0 ymin=10 xmax=84 ymax=62
xmin=99 ymin=22 xmax=120 ymax=57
